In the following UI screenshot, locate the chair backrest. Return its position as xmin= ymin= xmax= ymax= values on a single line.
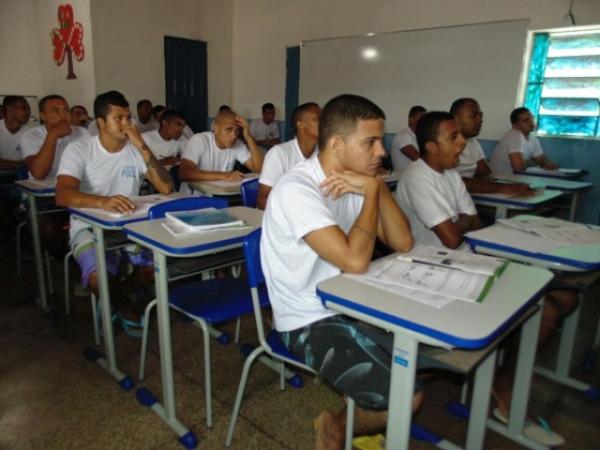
xmin=240 ymin=178 xmax=259 ymax=208
xmin=148 ymin=196 xmax=228 ymax=219
xmin=242 ymin=228 xmax=264 ymax=289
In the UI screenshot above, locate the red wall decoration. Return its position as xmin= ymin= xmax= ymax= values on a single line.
xmin=51 ymin=4 xmax=84 ymax=80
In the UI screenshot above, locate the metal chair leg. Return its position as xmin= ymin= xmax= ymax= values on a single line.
xmin=91 ymin=294 xmax=100 ymax=346
xmin=64 ymin=250 xmax=73 ymax=314
xmin=139 ymin=299 xmax=158 ymax=380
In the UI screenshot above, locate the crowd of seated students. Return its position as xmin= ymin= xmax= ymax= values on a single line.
xmin=0 ymin=88 xmax=578 ymax=449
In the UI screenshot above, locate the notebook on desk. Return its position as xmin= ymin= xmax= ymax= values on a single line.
xmin=346 ymin=245 xmax=507 ymax=308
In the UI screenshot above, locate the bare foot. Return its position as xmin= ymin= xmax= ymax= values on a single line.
xmin=315 ymin=410 xmax=344 ymax=450
xmin=491 ymin=385 xmax=511 ymax=417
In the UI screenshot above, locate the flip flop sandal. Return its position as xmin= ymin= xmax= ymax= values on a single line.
xmin=119 ymin=315 xmax=144 ymax=338
xmin=493 ymin=407 xmax=565 ymax=447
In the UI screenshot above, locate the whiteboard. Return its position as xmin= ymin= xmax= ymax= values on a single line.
xmin=299 ymin=20 xmax=529 ymax=140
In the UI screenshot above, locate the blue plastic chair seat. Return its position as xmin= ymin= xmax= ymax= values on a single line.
xmin=266 ymin=329 xmax=303 ymax=364
xmin=170 ymin=279 xmax=269 ymax=324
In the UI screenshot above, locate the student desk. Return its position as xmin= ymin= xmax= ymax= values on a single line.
xmin=494 ymin=174 xmax=592 ymax=221
xmin=188 ymin=174 xmax=258 ymax=197
xmin=317 ymin=259 xmax=553 ymax=450
xmin=69 ymin=193 xmax=185 ymax=389
xmin=471 ymin=189 xmax=563 ymax=220
xmin=465 ymin=216 xmax=600 ymax=397
xmin=123 ymin=206 xmax=263 ymax=449
xmin=15 ymin=178 xmax=58 ymax=314
xmin=516 ymin=167 xmax=584 ymax=179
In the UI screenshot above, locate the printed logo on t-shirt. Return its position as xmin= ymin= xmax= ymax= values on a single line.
xmin=121 ymin=165 xmax=136 ymax=178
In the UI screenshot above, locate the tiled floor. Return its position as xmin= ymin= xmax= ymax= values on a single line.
xmin=1 ymin=239 xmax=599 ymax=449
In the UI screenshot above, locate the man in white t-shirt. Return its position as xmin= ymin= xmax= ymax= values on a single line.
xmin=135 ymin=99 xmax=159 ymax=133
xmin=0 ymin=96 xmax=30 ymax=167
xmin=179 ymin=110 xmax=263 ymax=193
xmin=19 ymin=95 xmax=91 ymax=257
xmin=490 ymin=107 xmax=558 ymax=175
xmin=20 ymin=94 xmax=90 ymax=180
xmin=70 ymin=105 xmax=91 ymax=128
xmin=250 ymin=102 xmax=280 ymax=151
xmin=397 ymin=111 xmax=570 ymax=446
xmin=257 ymin=102 xmax=320 ymax=210
xmin=395 ymin=111 xmax=480 ymax=249
xmin=56 ymin=90 xmax=173 ymax=320
xmin=142 ymin=109 xmax=187 ymax=166
xmin=262 ymin=94 xmax=418 ymax=449
xmin=450 ymin=98 xmax=532 ymax=196
xmin=390 ymin=105 xmax=426 ymax=173
xmin=0 ymin=96 xmax=31 ymax=234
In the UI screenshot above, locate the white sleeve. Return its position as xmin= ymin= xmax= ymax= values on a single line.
xmin=403 ymin=175 xmax=460 ymax=229
xmin=235 ymin=142 xmax=252 ymax=165
xmin=452 ymin=172 xmax=477 ymax=215
xmin=181 ymin=134 xmax=203 ymax=164
xmin=57 ymin=142 xmax=86 ymax=180
xmin=19 ymin=128 xmax=43 ymax=160
xmin=258 ymin=148 xmax=285 ymax=187
xmin=273 ymin=177 xmax=337 ymax=241
xmin=177 ymin=137 xmax=188 ymax=156
xmin=272 ymin=123 xmax=280 ymax=139
xmin=529 ymin=136 xmax=544 ymax=158
xmin=505 ymin=132 xmax=526 ymax=155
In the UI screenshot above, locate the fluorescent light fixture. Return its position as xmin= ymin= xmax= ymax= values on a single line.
xmin=362 ymin=47 xmax=378 ymax=60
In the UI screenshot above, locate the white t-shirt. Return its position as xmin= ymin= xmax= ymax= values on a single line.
xmin=135 ymin=117 xmax=159 ymax=133
xmin=142 ymin=129 xmax=187 ymax=160
xmin=457 ymin=138 xmax=486 ymax=178
xmin=181 ymin=131 xmax=251 ymax=192
xmin=261 ymin=156 xmax=364 ymax=331
xmin=87 ymin=120 xmax=98 ymax=136
xmin=182 ymin=125 xmax=194 ymax=140
xmin=250 ymin=119 xmax=279 ymax=146
xmin=19 ymin=125 xmax=90 ymax=179
xmin=258 ymin=138 xmax=315 ymax=188
xmin=490 ymin=129 xmax=543 ymax=175
xmin=390 ymin=127 xmax=418 ymax=173
xmin=0 ymin=119 xmax=29 ymax=161
xmin=57 ymin=136 xmax=147 ymax=240
xmin=395 ymin=159 xmax=477 ymax=248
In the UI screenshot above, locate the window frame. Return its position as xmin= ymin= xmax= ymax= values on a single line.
xmin=517 ymin=24 xmax=600 ymax=140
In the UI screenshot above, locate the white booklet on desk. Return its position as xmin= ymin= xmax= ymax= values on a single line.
xmin=346 ymin=246 xmax=507 ymax=308
xmin=524 ymin=167 xmax=581 ymax=177
xmin=497 ymin=217 xmax=600 ymax=246
xmin=162 ymin=207 xmax=248 ymax=237
xmin=205 ymin=174 xmax=258 ymax=191
xmin=79 ymin=195 xmax=172 ymax=219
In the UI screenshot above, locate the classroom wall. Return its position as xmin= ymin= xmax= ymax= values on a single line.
xmin=90 ymin=0 xmax=233 ymax=116
xmin=35 ymin=0 xmax=96 ymax=112
xmin=0 ymin=0 xmax=95 ymax=113
xmin=231 ymin=0 xmax=600 ymax=125
xmin=0 ymin=1 xmax=43 ymax=99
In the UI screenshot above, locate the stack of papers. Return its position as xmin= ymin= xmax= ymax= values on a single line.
xmin=163 ymin=207 xmax=248 ymax=237
xmin=346 ymin=245 xmax=507 ymax=308
xmin=497 ymin=217 xmax=600 ymax=247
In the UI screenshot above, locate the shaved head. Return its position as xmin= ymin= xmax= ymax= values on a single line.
xmin=214 ymin=110 xmax=237 ymax=124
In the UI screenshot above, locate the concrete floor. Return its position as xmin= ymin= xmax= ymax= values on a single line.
xmin=1 ymin=239 xmax=599 ymax=450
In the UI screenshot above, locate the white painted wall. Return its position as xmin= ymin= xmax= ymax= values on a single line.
xmin=0 ymin=1 xmax=43 ymax=100
xmin=90 ymin=0 xmax=232 ymax=116
xmin=0 ymin=0 xmax=95 ymax=113
xmin=36 ymin=0 xmax=96 ymax=111
xmin=231 ymin=0 xmax=600 ymax=124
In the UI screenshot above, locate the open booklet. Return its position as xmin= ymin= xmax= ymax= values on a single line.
xmin=523 ymin=167 xmax=582 ymax=177
xmin=77 ymin=195 xmax=174 ymax=219
xmin=497 ymin=216 xmax=600 ymax=246
xmin=162 ymin=207 xmax=249 ymax=237
xmin=345 ymin=245 xmax=507 ymax=308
